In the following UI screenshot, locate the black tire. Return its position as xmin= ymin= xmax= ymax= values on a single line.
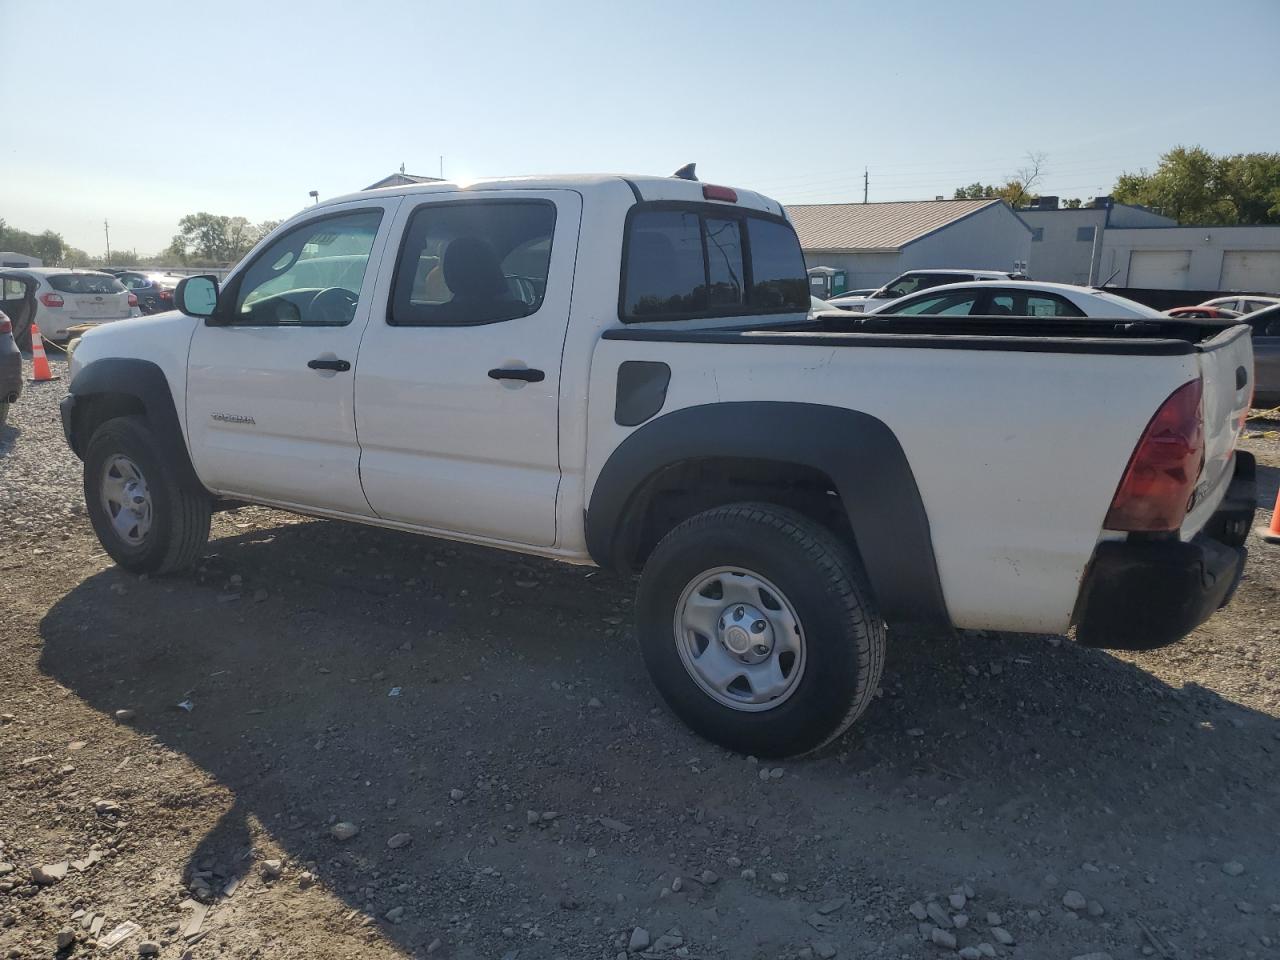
xmin=84 ymin=415 xmax=211 ymax=575
xmin=636 ymin=503 xmax=885 ymax=757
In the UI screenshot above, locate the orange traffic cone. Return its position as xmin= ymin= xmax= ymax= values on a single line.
xmin=1258 ymin=487 xmax=1280 ymax=545
xmin=29 ymin=323 xmax=57 ymax=382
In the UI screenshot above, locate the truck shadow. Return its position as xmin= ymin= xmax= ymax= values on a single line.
xmin=37 ymin=513 xmax=1280 ymax=956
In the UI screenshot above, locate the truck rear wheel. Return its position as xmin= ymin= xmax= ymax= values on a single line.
xmin=84 ymin=415 xmax=211 ymax=575
xmin=636 ymin=503 xmax=885 ymax=757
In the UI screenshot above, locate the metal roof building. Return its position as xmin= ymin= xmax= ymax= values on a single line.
xmin=787 ymin=198 xmax=1032 ymax=293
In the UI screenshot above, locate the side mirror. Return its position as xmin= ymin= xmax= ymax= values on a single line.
xmin=176 ymin=275 xmax=219 ymax=318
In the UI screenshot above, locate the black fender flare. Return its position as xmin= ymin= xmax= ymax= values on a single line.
xmin=585 ymin=402 xmax=949 ymax=627
xmin=64 ymin=357 xmax=207 ymax=494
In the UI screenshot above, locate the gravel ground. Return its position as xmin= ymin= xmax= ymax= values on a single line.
xmin=1 ymin=354 xmax=1279 ymax=960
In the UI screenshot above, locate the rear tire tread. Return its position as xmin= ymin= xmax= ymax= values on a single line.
xmin=641 ymin=502 xmax=886 ymax=756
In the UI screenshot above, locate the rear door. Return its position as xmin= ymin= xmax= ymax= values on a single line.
xmin=354 ymin=190 xmax=581 ymax=546
xmin=185 ymin=200 xmax=400 ymax=515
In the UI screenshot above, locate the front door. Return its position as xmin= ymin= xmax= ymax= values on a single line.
xmin=354 ymin=190 xmax=581 ymax=546
xmin=185 ymin=200 xmax=400 ymax=515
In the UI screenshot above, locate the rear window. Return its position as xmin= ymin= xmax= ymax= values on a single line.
xmin=47 ymin=273 xmax=126 ymax=295
xmin=620 ymin=204 xmax=808 ymax=321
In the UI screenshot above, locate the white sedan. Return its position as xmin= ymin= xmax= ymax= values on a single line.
xmin=867 ymin=280 xmax=1164 ymax=319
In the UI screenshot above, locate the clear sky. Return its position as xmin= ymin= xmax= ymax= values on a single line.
xmin=2 ymin=0 xmax=1277 ymax=256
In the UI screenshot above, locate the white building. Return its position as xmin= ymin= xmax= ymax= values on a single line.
xmin=1021 ymin=199 xmax=1280 ymax=293
xmin=787 ymin=199 xmax=1032 ymax=292
xmin=0 ymin=251 xmax=41 ymax=268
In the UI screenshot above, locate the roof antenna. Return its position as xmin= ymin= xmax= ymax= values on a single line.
xmin=672 ymin=163 xmax=698 ymax=181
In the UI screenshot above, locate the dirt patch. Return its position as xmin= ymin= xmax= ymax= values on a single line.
xmin=2 ymin=362 xmax=1278 ymax=959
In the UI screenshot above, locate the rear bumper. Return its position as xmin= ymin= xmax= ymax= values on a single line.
xmin=1074 ymin=451 xmax=1256 ymax=650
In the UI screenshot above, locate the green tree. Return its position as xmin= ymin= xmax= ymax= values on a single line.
xmin=1113 ymin=146 xmax=1280 ymax=224
xmin=171 ymin=213 xmax=278 ymax=264
xmin=952 ymin=152 xmax=1045 ymax=208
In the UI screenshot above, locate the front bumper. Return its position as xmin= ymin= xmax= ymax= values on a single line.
xmin=0 ymin=348 xmax=22 ymax=403
xmin=1074 ymin=451 xmax=1256 ymax=650
xmin=59 ymin=393 xmax=78 ymax=450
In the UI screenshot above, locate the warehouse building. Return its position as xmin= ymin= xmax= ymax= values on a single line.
xmin=1021 ymin=198 xmax=1280 ymax=292
xmin=787 ymin=198 xmax=1032 ymax=294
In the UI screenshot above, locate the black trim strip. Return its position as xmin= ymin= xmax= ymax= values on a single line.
xmin=598 ymin=317 xmax=1254 ymax=357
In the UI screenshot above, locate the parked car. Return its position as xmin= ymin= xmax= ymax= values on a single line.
xmin=105 ymin=270 xmax=178 ymax=314
xmin=1164 ymin=306 xmax=1242 ymax=320
xmin=62 ymin=171 xmax=1256 ymax=757
xmin=835 ymin=269 xmax=1023 ymax=313
xmin=0 ymin=270 xmax=38 ymax=350
xmin=867 ymin=280 xmax=1163 ymax=319
xmin=1200 ymin=295 xmax=1280 ymax=315
xmin=0 ymin=308 xmax=21 ymax=427
xmin=6 ymin=268 xmax=139 ymax=340
xmin=826 ymin=287 xmax=878 ymax=309
xmin=1245 ymin=302 xmax=1280 ymax=407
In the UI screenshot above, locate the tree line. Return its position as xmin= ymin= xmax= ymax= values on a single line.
xmin=954 ymin=146 xmax=1280 ymax=225
xmin=0 ymin=212 xmax=279 ymax=269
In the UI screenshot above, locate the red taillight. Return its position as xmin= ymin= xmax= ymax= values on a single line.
xmin=0 ymin=318 xmax=11 ymax=335
xmin=128 ymin=293 xmax=138 ymax=307
xmin=1104 ymin=379 xmax=1205 ymax=532
xmin=702 ymin=184 xmax=738 ymax=203
xmin=40 ymin=292 xmax=64 ymax=308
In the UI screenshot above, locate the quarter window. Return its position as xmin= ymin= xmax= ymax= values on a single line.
xmin=886 ymin=292 xmax=981 ymax=316
xmin=621 ymin=206 xmax=808 ymax=320
xmin=231 ymin=210 xmax=383 ymax=326
xmin=389 ymin=200 xmax=556 ymax=326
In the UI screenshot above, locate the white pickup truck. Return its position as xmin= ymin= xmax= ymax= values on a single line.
xmin=62 ymin=172 xmax=1258 ymax=757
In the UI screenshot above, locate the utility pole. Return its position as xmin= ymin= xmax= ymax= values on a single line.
xmin=104 ymin=220 xmax=111 ymax=261
xmin=439 ymin=155 xmax=444 ymax=179
xmin=863 ymin=168 xmax=868 ymax=204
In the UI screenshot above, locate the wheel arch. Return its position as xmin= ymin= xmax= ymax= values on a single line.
xmin=65 ymin=357 xmax=206 ymax=495
xmin=585 ymin=402 xmax=949 ymax=628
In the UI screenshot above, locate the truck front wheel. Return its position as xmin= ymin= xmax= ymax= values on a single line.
xmin=84 ymin=415 xmax=211 ymax=575
xmin=636 ymin=503 xmax=885 ymax=757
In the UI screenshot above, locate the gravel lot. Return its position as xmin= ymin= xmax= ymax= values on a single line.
xmin=2 ymin=355 xmax=1279 ymax=960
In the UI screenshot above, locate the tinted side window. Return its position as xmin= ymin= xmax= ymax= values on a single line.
xmin=623 ymin=211 xmax=707 ymax=318
xmin=988 ymin=290 xmax=1085 ymax=317
xmin=232 ymin=210 xmax=383 ymax=326
xmin=621 ymin=206 xmax=807 ymax=320
xmin=887 ymin=292 xmax=981 ymax=316
xmin=1251 ymin=308 xmax=1280 ymax=337
xmin=390 ymin=201 xmax=556 ymax=326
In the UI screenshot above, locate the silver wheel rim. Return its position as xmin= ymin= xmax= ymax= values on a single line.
xmin=100 ymin=455 xmax=153 ymax=546
xmin=674 ymin=566 xmax=806 ymax=712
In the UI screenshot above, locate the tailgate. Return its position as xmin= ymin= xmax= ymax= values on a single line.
xmin=68 ymin=292 xmax=131 ymax=320
xmin=1184 ymin=324 xmax=1253 ymax=534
